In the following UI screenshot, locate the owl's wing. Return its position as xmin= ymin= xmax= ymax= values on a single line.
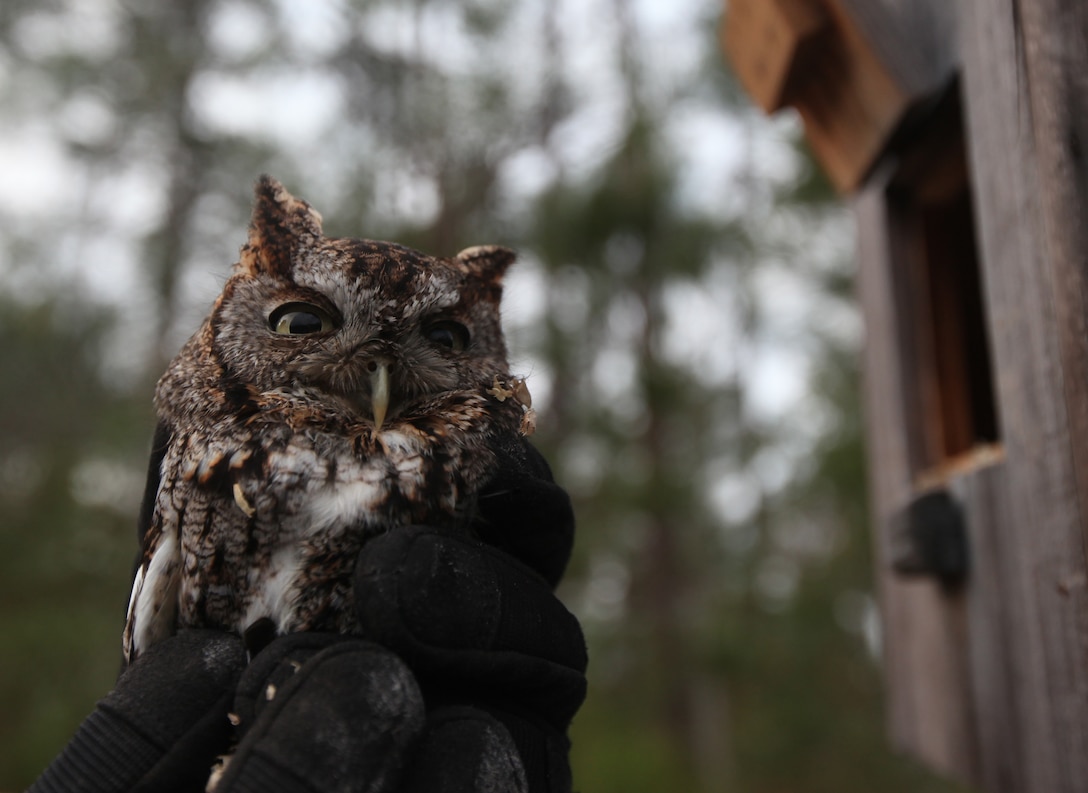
xmin=135 ymin=420 xmax=172 ymax=551
xmin=122 ymin=420 xmax=181 ymax=665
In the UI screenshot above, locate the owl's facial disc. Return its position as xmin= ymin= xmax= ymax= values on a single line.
xmin=264 ymin=278 xmax=480 ymax=429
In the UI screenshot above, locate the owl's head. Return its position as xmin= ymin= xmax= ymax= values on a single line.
xmin=193 ymin=176 xmax=514 ymax=428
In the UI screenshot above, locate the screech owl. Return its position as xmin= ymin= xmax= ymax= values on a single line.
xmin=122 ymin=175 xmax=532 ymax=664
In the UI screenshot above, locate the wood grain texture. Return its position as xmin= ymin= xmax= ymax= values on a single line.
xmin=961 ymin=0 xmax=1088 ymax=789
xmin=952 ymin=463 xmax=1025 ymax=793
xmin=721 ymin=0 xmax=828 ymax=112
xmin=854 ymin=177 xmax=979 ymax=783
xmin=1017 ymin=0 xmax=1088 ymax=569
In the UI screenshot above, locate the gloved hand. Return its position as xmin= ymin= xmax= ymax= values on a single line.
xmin=28 ymin=631 xmax=429 ymax=793
xmin=470 ymin=432 xmax=576 ymax=589
xmin=31 ymin=435 xmax=586 ymax=793
xmin=212 ymin=634 xmax=428 ymax=793
xmin=353 ymin=523 xmax=587 ymax=793
xmin=28 ymin=630 xmax=248 ymax=793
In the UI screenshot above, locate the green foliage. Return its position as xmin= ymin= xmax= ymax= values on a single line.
xmin=0 ymin=299 xmax=143 ymax=779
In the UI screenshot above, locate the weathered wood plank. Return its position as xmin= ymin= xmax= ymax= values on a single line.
xmin=952 ymin=462 xmax=1026 ymax=793
xmin=1015 ymin=3 xmax=1088 ymax=788
xmin=720 ymin=0 xmax=828 ymax=113
xmin=1017 ymin=0 xmax=1088 ymax=574
xmin=961 ymin=0 xmax=1088 ymax=789
xmin=854 ymin=177 xmax=979 ymax=783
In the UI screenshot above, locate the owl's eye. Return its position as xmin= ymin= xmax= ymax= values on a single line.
xmin=424 ymin=321 xmax=470 ymax=352
xmin=269 ymin=303 xmax=336 ymax=336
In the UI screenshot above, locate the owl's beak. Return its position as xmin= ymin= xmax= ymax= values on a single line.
xmin=369 ymin=362 xmax=390 ymax=430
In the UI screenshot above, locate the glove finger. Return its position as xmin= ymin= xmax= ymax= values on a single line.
xmin=355 ymin=527 xmax=587 ymax=729
xmin=231 ymin=632 xmax=348 ymax=734
xmin=472 ymin=706 xmax=574 ymax=793
xmin=214 ymin=640 xmax=426 ymax=793
xmin=400 ymin=706 xmax=527 ymax=793
xmin=472 ymin=435 xmax=574 ymax=588
xmin=30 ymin=630 xmax=246 ymax=793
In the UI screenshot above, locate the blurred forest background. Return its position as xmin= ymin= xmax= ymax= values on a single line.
xmin=0 ymin=1 xmax=966 ymax=791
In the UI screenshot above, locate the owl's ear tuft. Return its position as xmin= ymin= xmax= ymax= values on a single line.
xmin=237 ymin=175 xmax=324 ymax=278
xmin=454 ymin=245 xmax=516 ymax=282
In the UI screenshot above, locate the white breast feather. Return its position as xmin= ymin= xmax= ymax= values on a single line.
xmin=244 ymin=545 xmax=304 ymax=634
xmin=126 ymin=531 xmax=180 ymax=661
xmin=304 ymin=478 xmax=387 ymax=533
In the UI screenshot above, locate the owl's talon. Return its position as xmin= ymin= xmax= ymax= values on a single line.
xmin=487 ymin=375 xmax=514 ymax=402
xmin=206 ymin=755 xmax=231 ymax=792
xmin=233 ymin=482 xmax=256 ymax=517
xmin=520 ymin=407 xmax=537 ymax=437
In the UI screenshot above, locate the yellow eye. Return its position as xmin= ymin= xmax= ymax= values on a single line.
xmin=269 ymin=303 xmax=336 ymax=335
xmin=424 ymin=320 xmax=470 ymax=352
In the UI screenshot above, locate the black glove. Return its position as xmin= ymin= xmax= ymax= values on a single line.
xmin=411 ymin=435 xmax=585 ymax=792
xmin=212 ymin=634 xmax=428 ymax=793
xmin=354 ymin=524 xmax=587 ymax=793
xmin=28 ymin=630 xmax=247 ymax=793
xmin=470 ymin=433 xmax=576 ymax=589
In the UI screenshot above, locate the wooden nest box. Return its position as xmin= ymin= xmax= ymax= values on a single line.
xmin=723 ymin=2 xmax=1088 ymax=792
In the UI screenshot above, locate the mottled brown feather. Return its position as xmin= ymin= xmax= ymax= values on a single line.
xmin=123 ymin=177 xmax=525 ymax=663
